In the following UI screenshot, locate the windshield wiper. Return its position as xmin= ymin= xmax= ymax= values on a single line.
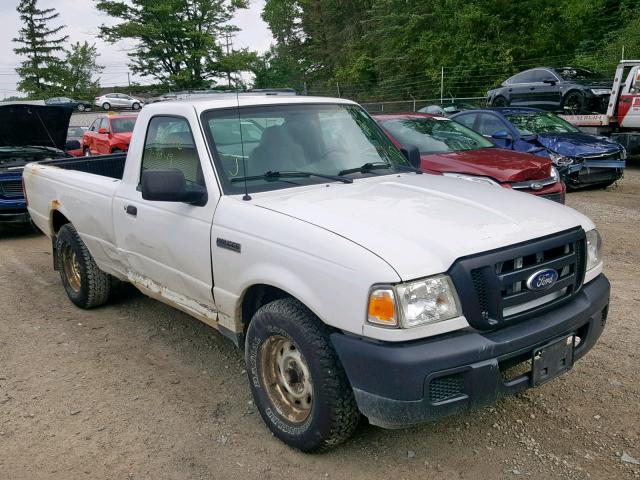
xmin=339 ymin=162 xmax=422 ymax=175
xmin=230 ymin=170 xmax=353 ymax=184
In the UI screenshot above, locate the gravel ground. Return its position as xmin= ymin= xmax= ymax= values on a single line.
xmin=0 ymin=169 xmax=639 ymax=480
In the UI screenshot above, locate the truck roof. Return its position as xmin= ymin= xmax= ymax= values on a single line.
xmin=146 ymin=95 xmax=358 ymax=114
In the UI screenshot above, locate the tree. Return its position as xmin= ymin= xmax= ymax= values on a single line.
xmin=96 ymin=0 xmax=253 ymax=90
xmin=13 ymin=0 xmax=69 ymax=98
xmin=61 ymin=42 xmax=104 ymax=100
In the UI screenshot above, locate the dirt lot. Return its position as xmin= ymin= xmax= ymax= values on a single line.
xmin=1 ymin=170 xmax=639 ymax=480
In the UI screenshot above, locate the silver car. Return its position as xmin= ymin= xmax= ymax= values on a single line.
xmin=94 ymin=93 xmax=144 ymax=111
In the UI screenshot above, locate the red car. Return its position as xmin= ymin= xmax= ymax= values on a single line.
xmin=373 ymin=113 xmax=566 ymax=203
xmin=82 ymin=115 xmax=137 ymax=156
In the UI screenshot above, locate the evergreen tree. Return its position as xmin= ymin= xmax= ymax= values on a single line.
xmin=13 ymin=0 xmax=69 ymax=98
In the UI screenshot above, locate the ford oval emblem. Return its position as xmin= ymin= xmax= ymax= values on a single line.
xmin=526 ymin=269 xmax=559 ymax=291
xmin=531 ymin=182 xmax=543 ymax=191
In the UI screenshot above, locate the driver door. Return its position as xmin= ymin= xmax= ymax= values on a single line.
xmin=114 ymin=114 xmax=220 ymax=312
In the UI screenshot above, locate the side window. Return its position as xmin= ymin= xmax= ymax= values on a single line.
xmin=141 ymin=116 xmax=204 ymax=187
xmin=509 ymin=71 xmax=535 ymax=84
xmin=454 ymin=114 xmax=477 ymax=130
xmin=476 ymin=114 xmax=509 ymax=136
xmin=88 ymin=120 xmax=97 ymax=131
xmin=532 ymin=70 xmax=557 ymax=83
xmin=99 ymin=118 xmax=109 ymax=131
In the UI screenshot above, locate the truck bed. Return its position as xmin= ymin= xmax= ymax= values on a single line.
xmin=37 ymin=153 xmax=127 ymax=180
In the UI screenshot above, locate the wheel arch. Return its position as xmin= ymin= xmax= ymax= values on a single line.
xmin=50 ymin=208 xmax=71 ymax=236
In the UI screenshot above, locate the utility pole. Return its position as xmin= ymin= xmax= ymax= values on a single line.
xmin=127 ymin=71 xmax=131 ymax=94
xmin=440 ymin=67 xmax=444 ymax=105
xmin=221 ymin=31 xmax=235 ymax=88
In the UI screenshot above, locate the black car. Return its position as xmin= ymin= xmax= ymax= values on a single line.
xmin=487 ymin=67 xmax=612 ymax=114
xmin=45 ymin=97 xmax=93 ymax=112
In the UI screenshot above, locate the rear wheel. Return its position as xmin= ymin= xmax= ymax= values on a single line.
xmin=55 ymin=224 xmax=112 ymax=309
xmin=131 ymin=102 xmax=141 ymax=110
xmin=563 ymin=91 xmax=585 ymax=114
xmin=492 ymin=96 xmax=508 ymax=107
xmin=245 ymin=298 xmax=360 ymax=452
xmin=102 ymin=102 xmax=111 ymax=111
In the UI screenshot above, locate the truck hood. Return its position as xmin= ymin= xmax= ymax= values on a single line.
xmin=0 ymin=104 xmax=72 ymax=150
xmin=251 ymin=174 xmax=592 ymax=280
xmin=535 ymin=132 xmax=623 ymax=158
xmin=422 ymin=148 xmax=551 ymax=182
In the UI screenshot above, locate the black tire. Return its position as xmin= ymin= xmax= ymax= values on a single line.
xmin=55 ymin=224 xmax=111 ymax=309
xmin=492 ymin=96 xmax=508 ymax=107
xmin=102 ymin=102 xmax=111 ymax=111
xmin=563 ymin=91 xmax=585 ymax=114
xmin=131 ymin=102 xmax=140 ymax=110
xmin=83 ymin=147 xmax=91 ymax=157
xmin=77 ymin=104 xmax=85 ymax=112
xmin=245 ymin=298 xmax=360 ymax=452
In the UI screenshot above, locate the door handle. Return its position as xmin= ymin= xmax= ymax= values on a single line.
xmin=125 ymin=205 xmax=137 ymax=216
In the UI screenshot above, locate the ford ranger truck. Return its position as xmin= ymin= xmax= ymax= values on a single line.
xmin=23 ymin=96 xmax=610 ymax=452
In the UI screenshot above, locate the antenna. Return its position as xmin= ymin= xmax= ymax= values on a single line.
xmin=236 ymin=87 xmax=251 ymax=201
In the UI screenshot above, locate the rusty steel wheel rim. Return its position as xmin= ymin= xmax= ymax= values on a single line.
xmin=259 ymin=335 xmax=313 ymax=423
xmin=61 ymin=244 xmax=82 ymax=293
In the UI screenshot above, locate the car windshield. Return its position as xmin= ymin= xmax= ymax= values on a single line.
xmin=111 ymin=118 xmax=136 ymax=133
xmin=380 ymin=116 xmax=495 ymax=154
xmin=507 ymin=113 xmax=580 ymax=135
xmin=556 ymin=67 xmax=607 ymax=82
xmin=202 ymin=103 xmax=409 ymax=194
xmin=67 ymin=126 xmax=86 ymax=137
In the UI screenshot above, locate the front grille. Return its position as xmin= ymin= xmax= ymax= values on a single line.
xmin=539 ymin=192 xmax=564 ymax=204
xmin=579 ymin=151 xmax=621 ymax=161
xmin=429 ymin=374 xmax=465 ymax=404
xmin=0 ymin=180 xmax=23 ymax=197
xmin=449 ymin=228 xmax=586 ymax=330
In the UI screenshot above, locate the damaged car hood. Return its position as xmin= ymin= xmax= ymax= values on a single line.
xmin=0 ymin=104 xmax=73 ymax=150
xmin=535 ymin=133 xmax=623 ymax=158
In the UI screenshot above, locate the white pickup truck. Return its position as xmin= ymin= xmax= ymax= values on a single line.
xmin=24 ymin=95 xmax=610 ymax=452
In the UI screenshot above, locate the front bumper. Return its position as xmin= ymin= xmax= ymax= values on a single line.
xmin=331 ymin=274 xmax=610 ymax=429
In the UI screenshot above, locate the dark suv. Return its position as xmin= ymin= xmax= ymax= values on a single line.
xmin=487 ymin=67 xmax=612 ymax=114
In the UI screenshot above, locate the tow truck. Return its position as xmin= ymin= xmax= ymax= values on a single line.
xmin=559 ymin=60 xmax=640 ymax=156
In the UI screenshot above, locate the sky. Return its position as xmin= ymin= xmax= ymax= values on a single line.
xmin=0 ymin=0 xmax=274 ymax=99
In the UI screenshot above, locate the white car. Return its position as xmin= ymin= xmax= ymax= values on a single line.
xmin=23 ymin=95 xmax=610 ymax=452
xmin=94 ymin=93 xmax=144 ymax=111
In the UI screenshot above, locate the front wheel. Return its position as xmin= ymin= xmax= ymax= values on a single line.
xmin=245 ymin=298 xmax=360 ymax=452
xmin=131 ymin=102 xmax=140 ymax=110
xmin=55 ymin=224 xmax=112 ymax=309
xmin=83 ymin=147 xmax=91 ymax=157
xmin=563 ymin=91 xmax=585 ymax=114
xmin=492 ymin=96 xmax=508 ymax=107
xmin=102 ymin=102 xmax=111 ymax=111
xmin=77 ymin=104 xmax=85 ymax=112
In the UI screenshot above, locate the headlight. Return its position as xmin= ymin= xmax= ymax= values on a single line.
xmin=550 ymin=166 xmax=560 ymax=182
xmin=442 ymin=172 xmax=500 ymax=187
xmin=590 ymin=89 xmax=611 ymax=96
xmin=367 ymin=275 xmax=462 ymax=329
xmin=585 ymin=229 xmax=602 ymax=271
xmin=548 ymin=151 xmax=573 ymax=166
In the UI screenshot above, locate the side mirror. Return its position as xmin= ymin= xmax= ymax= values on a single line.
xmin=65 ymin=140 xmax=81 ymax=151
xmin=400 ymin=145 xmax=422 ymax=169
xmin=98 ymin=127 xmax=109 ymax=135
xmin=492 ymin=130 xmax=512 ymax=141
xmin=542 ymin=79 xmax=557 ymax=85
xmin=141 ymin=169 xmax=207 ymax=206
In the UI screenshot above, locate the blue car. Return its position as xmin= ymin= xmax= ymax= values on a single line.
xmin=451 ymin=107 xmax=626 ymax=189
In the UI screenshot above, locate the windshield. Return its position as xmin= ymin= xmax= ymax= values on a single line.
xmin=67 ymin=126 xmax=87 ymax=137
xmin=556 ymin=67 xmax=607 ymax=82
xmin=507 ymin=113 xmax=579 ymax=135
xmin=111 ymin=118 xmax=136 ymax=133
xmin=380 ymin=116 xmax=495 ymax=154
xmin=202 ymin=103 xmax=409 ymax=194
